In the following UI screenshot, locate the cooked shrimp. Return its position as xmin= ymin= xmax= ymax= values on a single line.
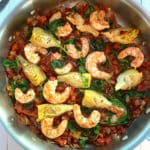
xmin=49 ymin=11 xmax=62 ymax=22
xmin=43 ymin=80 xmax=71 ymax=104
xmin=101 ymin=27 xmax=139 ymax=44
xmin=66 ymin=13 xmax=84 ymax=26
xmin=55 ymin=62 xmax=73 ymax=74
xmin=24 ymin=43 xmax=47 ymax=64
xmin=118 ymin=47 xmax=144 ymax=68
xmin=73 ymin=104 xmax=100 ymax=128
xmin=90 ymin=10 xmax=110 ymax=31
xmin=77 ymin=24 xmax=99 ymax=37
xmin=85 ymin=51 xmax=112 ymax=80
xmin=50 ymin=52 xmax=62 ymax=61
xmin=15 ymin=88 xmax=35 ymax=104
xmin=65 ymin=37 xmax=89 ymax=59
xmin=41 ymin=118 xmax=68 ymax=139
xmin=56 ymin=22 xmax=73 ymax=37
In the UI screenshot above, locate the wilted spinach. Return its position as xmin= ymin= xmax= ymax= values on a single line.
xmin=2 ymin=59 xmax=20 ymax=73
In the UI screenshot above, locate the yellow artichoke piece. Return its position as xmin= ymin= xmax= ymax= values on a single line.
xmin=30 ymin=27 xmax=64 ymax=50
xmin=115 ymin=69 xmax=142 ymax=91
xmin=57 ymin=72 xmax=91 ymax=88
xmin=17 ymin=55 xmax=46 ymax=86
xmin=37 ymin=104 xmax=73 ymax=121
xmin=101 ymin=27 xmax=139 ymax=44
xmin=77 ymin=25 xmax=99 ymax=37
xmin=82 ymin=90 xmax=112 ymax=109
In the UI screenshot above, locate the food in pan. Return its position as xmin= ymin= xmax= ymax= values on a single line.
xmin=2 ymin=1 xmax=150 ymax=148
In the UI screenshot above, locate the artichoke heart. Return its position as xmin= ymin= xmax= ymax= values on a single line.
xmin=57 ymin=72 xmax=91 ymax=88
xmin=30 ymin=27 xmax=63 ymax=49
xmin=37 ymin=104 xmax=73 ymax=121
xmin=17 ymin=55 xmax=46 ymax=86
xmin=102 ymin=27 xmax=139 ymax=44
xmin=115 ymin=69 xmax=142 ymax=91
xmin=82 ymin=90 xmax=112 ymax=109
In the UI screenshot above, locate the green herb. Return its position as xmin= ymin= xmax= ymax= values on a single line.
xmin=120 ymin=44 xmax=128 ymax=50
xmin=72 ymin=6 xmax=78 ymax=13
xmin=90 ymin=39 xmax=105 ymax=51
xmin=124 ymin=89 xmax=144 ymax=98
xmin=26 ymin=27 xmax=33 ymax=41
xmin=2 ymin=59 xmax=20 ymax=73
xmin=119 ymin=58 xmax=130 ymax=72
xmin=82 ymin=107 xmax=93 ymax=115
xmin=103 ymin=58 xmax=111 ymax=68
xmin=45 ymin=19 xmax=64 ymax=34
xmin=84 ymin=5 xmax=94 ymax=18
xmin=68 ymin=120 xmax=77 ymax=133
xmin=77 ymin=58 xmax=86 ymax=65
xmin=50 ymin=59 xmax=63 ymax=69
xmin=63 ymin=38 xmax=76 ymax=44
xmin=92 ymin=124 xmax=101 ymax=135
xmin=79 ymin=65 xmax=86 ymax=73
xmin=80 ymin=74 xmax=88 ymax=87
xmin=90 ymin=79 xmax=106 ymax=92
xmin=144 ymin=90 xmax=150 ymax=98
xmin=11 ymin=79 xmax=29 ymax=95
xmin=109 ymin=19 xmax=113 ymax=29
xmin=39 ymin=91 xmax=45 ymax=101
xmin=79 ymin=137 xmax=88 ymax=148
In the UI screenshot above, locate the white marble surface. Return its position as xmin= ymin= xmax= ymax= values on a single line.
xmin=0 ymin=0 xmax=150 ymax=150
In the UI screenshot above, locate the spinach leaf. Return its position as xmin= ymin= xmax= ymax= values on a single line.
xmin=80 ymin=74 xmax=88 ymax=87
xmin=2 ymin=59 xmax=20 ymax=73
xmin=124 ymin=89 xmax=144 ymax=98
xmin=92 ymin=124 xmax=101 ymax=135
xmin=144 ymin=90 xmax=150 ymax=98
xmin=103 ymin=58 xmax=111 ymax=68
xmin=72 ymin=6 xmax=78 ymax=13
xmin=79 ymin=137 xmax=88 ymax=148
xmin=108 ymin=19 xmax=113 ymax=29
xmin=45 ymin=19 xmax=64 ymax=34
xmin=11 ymin=79 xmax=29 ymax=95
xmin=120 ymin=44 xmax=128 ymax=50
xmin=119 ymin=58 xmax=130 ymax=72
xmin=50 ymin=59 xmax=63 ymax=69
xmin=90 ymin=79 xmax=106 ymax=92
xmin=90 ymin=39 xmax=105 ymax=51
xmin=26 ymin=27 xmax=33 ymax=41
xmin=77 ymin=58 xmax=86 ymax=66
xmin=84 ymin=5 xmax=94 ymax=18
xmin=68 ymin=120 xmax=77 ymax=133
xmin=63 ymin=38 xmax=76 ymax=44
xmin=79 ymin=65 xmax=86 ymax=73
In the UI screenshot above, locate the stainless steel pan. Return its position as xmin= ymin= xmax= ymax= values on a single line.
xmin=0 ymin=0 xmax=150 ymax=149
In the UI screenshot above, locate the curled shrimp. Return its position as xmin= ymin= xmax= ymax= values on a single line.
xmin=15 ymin=88 xmax=35 ymax=104
xmin=43 ymin=80 xmax=71 ymax=104
xmin=41 ymin=118 xmax=68 ymax=139
xmin=66 ymin=13 xmax=85 ymax=26
xmin=90 ymin=10 xmax=110 ymax=31
xmin=56 ymin=22 xmax=73 ymax=37
xmin=55 ymin=63 xmax=73 ymax=75
xmin=77 ymin=24 xmax=99 ymax=37
xmin=118 ymin=47 xmax=144 ymax=68
xmin=65 ymin=37 xmax=89 ymax=59
xmin=73 ymin=104 xmax=100 ymax=128
xmin=50 ymin=52 xmax=73 ymax=74
xmin=49 ymin=11 xmax=62 ymax=22
xmin=85 ymin=51 xmax=112 ymax=80
xmin=24 ymin=43 xmax=47 ymax=64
